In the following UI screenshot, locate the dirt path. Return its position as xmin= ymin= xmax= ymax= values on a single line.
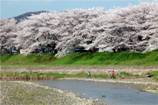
xmin=1 ymin=66 xmax=158 ymax=73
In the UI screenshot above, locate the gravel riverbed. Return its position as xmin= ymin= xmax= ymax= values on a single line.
xmin=0 ymin=81 xmax=106 ymax=105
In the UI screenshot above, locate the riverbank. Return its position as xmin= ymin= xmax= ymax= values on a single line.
xmin=0 ymin=81 xmax=105 ymax=105
xmin=1 ymin=70 xmax=158 ymax=81
xmin=1 ymin=71 xmax=158 ymax=94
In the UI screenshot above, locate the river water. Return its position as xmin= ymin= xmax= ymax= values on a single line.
xmin=38 ymin=80 xmax=158 ymax=105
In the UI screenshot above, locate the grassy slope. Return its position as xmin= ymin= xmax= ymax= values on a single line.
xmin=0 ymin=51 xmax=158 ymax=67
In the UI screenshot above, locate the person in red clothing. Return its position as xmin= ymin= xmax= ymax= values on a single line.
xmin=108 ymin=69 xmax=116 ymax=79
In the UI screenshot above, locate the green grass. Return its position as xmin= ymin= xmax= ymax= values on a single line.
xmin=117 ymin=72 xmax=134 ymax=78
xmin=0 ymin=71 xmax=109 ymax=80
xmin=147 ymin=71 xmax=158 ymax=81
xmin=1 ymin=51 xmax=158 ymax=67
xmin=0 ymin=54 xmax=56 ymax=66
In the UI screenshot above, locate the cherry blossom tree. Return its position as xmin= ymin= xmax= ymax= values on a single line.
xmin=0 ymin=3 xmax=158 ymax=56
xmin=0 ymin=19 xmax=18 ymax=54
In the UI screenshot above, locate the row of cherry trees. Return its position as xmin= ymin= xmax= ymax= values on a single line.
xmin=1 ymin=4 xmax=158 ymax=56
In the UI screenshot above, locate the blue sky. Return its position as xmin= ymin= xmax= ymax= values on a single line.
xmin=0 ymin=0 xmax=157 ymax=18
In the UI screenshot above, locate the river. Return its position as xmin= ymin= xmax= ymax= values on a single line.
xmin=38 ymin=80 xmax=158 ymax=105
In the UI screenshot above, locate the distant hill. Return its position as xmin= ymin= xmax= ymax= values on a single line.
xmin=14 ymin=11 xmax=48 ymax=23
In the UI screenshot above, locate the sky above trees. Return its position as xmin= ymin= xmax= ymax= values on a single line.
xmin=1 ymin=0 xmax=158 ymax=18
